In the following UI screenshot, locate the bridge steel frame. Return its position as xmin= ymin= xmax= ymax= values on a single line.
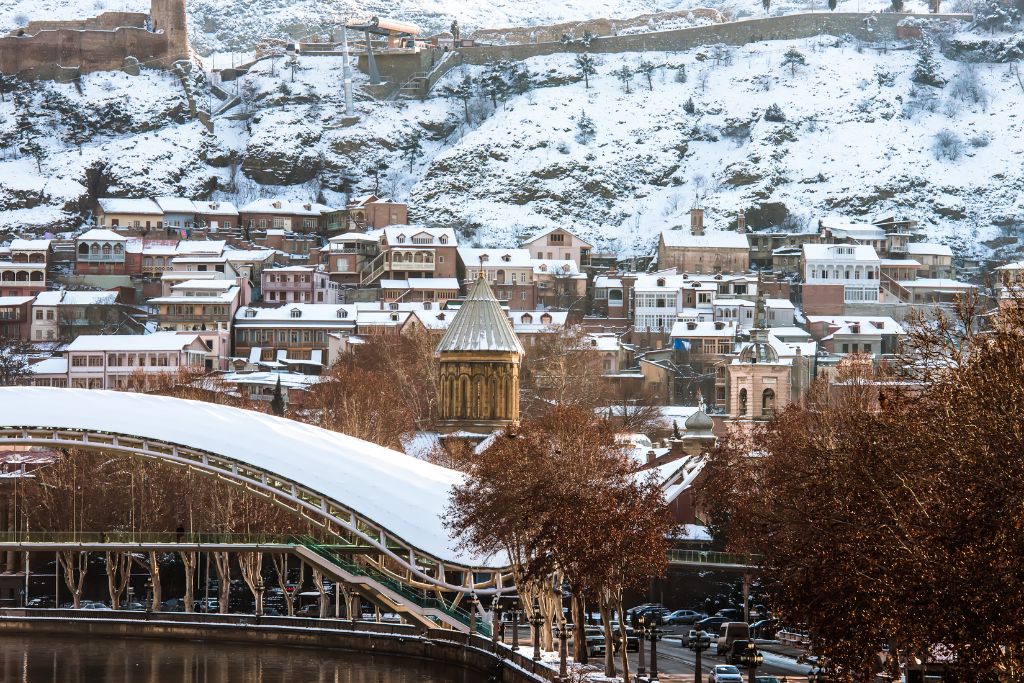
xmin=0 ymin=427 xmax=513 ymax=599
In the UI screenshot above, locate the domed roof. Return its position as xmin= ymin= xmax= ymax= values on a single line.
xmin=436 ymin=276 xmax=524 ymax=355
xmin=738 ymin=328 xmax=779 ymax=364
xmin=684 ymin=409 xmax=714 ymax=432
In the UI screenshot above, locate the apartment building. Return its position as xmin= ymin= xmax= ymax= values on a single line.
xmin=802 ymin=244 xmax=881 ymax=315
xmin=262 ymin=266 xmax=340 ymax=304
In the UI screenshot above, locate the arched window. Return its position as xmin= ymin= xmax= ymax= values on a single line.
xmin=114 ymin=244 xmax=124 ymax=254
xmin=15 ymin=271 xmax=28 ymax=282
xmin=439 ymin=235 xmax=448 ymax=245
xmin=414 ymin=252 xmax=424 ymax=263
xmin=102 ymin=244 xmax=112 ymax=255
xmin=738 ymin=388 xmax=748 ymax=416
xmin=30 ymin=271 xmax=43 ymax=282
xmin=762 ymin=388 xmax=776 ymax=415
xmin=90 ymin=244 xmax=100 ymax=255
xmin=78 ymin=243 xmax=89 ymax=256
xmin=496 ymin=270 xmax=505 ymax=283
xmin=609 ymin=289 xmax=623 ymax=303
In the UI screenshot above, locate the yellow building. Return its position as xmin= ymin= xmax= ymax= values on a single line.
xmin=436 ymin=275 xmax=524 ymax=433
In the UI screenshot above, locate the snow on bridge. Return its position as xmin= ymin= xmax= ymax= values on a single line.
xmin=0 ymin=387 xmax=495 ymax=569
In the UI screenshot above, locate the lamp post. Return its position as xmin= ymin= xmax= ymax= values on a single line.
xmin=648 ymin=613 xmax=661 ymax=681
xmin=530 ymin=600 xmax=544 ymax=661
xmin=688 ymin=630 xmax=711 ymax=683
xmin=144 ymin=577 xmax=153 ymax=620
xmin=737 ymin=641 xmax=764 ymax=683
xmin=510 ymin=597 xmax=521 ymax=653
xmin=557 ymin=623 xmax=569 ymax=682
xmin=468 ymin=593 xmax=479 ymax=635
xmin=492 ymin=597 xmax=504 ymax=645
xmin=634 ymin=613 xmax=648 ymax=679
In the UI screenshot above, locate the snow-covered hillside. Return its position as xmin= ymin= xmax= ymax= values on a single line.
xmin=1 ymin=0 xmax=937 ymax=53
xmin=1 ymin=27 xmax=1022 ymax=261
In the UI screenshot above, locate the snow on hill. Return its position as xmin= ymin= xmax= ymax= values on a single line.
xmin=1 ymin=28 xmax=1022 ymax=262
xmin=0 ymin=0 xmax=933 ymax=53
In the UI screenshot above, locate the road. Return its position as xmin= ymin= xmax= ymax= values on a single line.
xmin=503 ymin=624 xmax=812 ymax=680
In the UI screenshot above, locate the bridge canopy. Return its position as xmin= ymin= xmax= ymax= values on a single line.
xmin=0 ymin=387 xmax=490 ymax=567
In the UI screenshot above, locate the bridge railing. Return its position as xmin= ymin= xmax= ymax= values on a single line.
xmin=668 ymin=548 xmax=760 ymax=567
xmin=300 ymin=537 xmax=490 ymax=637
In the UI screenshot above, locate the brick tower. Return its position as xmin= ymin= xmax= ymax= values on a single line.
xmin=150 ymin=0 xmax=189 ymax=65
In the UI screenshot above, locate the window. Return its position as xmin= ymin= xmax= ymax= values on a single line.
xmin=549 ymin=233 xmax=565 ymax=244
xmin=439 ymin=235 xmax=449 ymax=245
xmin=438 ymin=255 xmax=445 ymax=264
xmin=87 ymin=355 xmax=103 ymax=367
xmin=290 ymin=308 xmax=302 ymax=318
xmin=738 ymin=388 xmax=748 ymax=415
xmin=762 ymin=388 xmax=776 ymax=415
xmin=520 ymin=290 xmax=528 ymax=301
xmin=35 ymin=310 xmax=42 ymax=320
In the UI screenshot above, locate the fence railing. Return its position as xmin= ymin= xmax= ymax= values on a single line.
xmin=668 ymin=549 xmax=759 ymax=568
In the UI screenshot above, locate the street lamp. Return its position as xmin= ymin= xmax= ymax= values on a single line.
xmin=737 ymin=641 xmax=764 ymax=683
xmin=468 ymin=593 xmax=479 ymax=635
xmin=510 ymin=596 xmax=521 ymax=652
xmin=646 ymin=613 xmax=662 ymax=681
xmin=144 ymin=577 xmax=153 ymax=620
xmin=688 ymin=629 xmax=711 ymax=683
xmin=492 ymin=597 xmax=504 ymax=645
xmin=634 ymin=613 xmax=648 ymax=679
xmin=557 ymin=622 xmax=569 ymax=682
xmin=530 ymin=600 xmax=544 ymax=661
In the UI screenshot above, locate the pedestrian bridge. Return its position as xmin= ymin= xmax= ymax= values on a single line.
xmin=0 ymin=387 xmax=511 ymax=631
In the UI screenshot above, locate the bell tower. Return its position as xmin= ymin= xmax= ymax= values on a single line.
xmin=150 ymin=0 xmax=189 ymax=65
xmin=436 ymin=275 xmax=524 ymax=433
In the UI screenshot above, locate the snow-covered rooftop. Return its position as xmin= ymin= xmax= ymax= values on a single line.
xmin=906 ymin=242 xmax=954 ymax=257
xmin=193 ymin=201 xmax=239 ymax=216
xmin=235 ymin=304 xmax=358 ymax=324
xmin=660 ymin=230 xmax=749 ymax=249
xmin=0 ymin=387 xmax=495 ymax=567
xmin=98 ymin=198 xmax=162 ymax=215
xmin=35 ymin=290 xmax=118 ymax=306
xmin=66 ymin=332 xmax=202 ymax=352
xmin=239 ymin=199 xmax=336 ymax=215
xmin=9 ymin=239 xmax=51 ymax=251
xmin=458 ymin=247 xmax=533 ymax=269
xmin=802 ymin=243 xmax=880 ymax=262
xmin=154 ymin=197 xmax=198 ymax=214
xmin=78 ymin=229 xmax=127 ymax=242
xmin=670 ymin=320 xmax=737 ymax=338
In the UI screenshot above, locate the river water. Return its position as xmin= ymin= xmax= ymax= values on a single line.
xmin=0 ymin=635 xmax=483 ymax=682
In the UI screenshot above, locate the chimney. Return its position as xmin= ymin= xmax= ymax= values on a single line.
xmin=690 ymin=207 xmax=705 ymax=236
xmin=737 ymin=209 xmax=746 ymax=234
xmin=646 ymin=450 xmax=657 ymax=465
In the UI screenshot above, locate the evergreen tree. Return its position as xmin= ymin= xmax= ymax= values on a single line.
xmin=614 ymin=65 xmax=634 ymax=93
xmin=675 ymin=64 xmax=688 ymax=83
xmin=764 ymin=103 xmax=786 ymax=122
xmin=575 ymin=111 xmax=596 ymax=144
xmin=450 ymin=19 xmax=460 ymax=42
xmin=763 ymin=0 xmax=771 ymax=12
xmin=270 ymin=376 xmax=285 ymax=417
xmin=828 ymin=0 xmax=837 ymax=10
xmin=683 ymin=97 xmax=696 ymax=114
xmin=397 ymin=128 xmax=424 ymax=171
xmin=575 ymin=53 xmax=597 ymax=89
xmin=891 ymin=0 xmax=905 ymax=11
xmin=478 ymin=67 xmax=509 ymax=108
xmin=440 ymin=74 xmax=475 ymax=123
xmin=912 ymin=37 xmax=946 ymax=87
xmin=637 ymin=59 xmax=656 ymax=91
xmin=510 ymin=65 xmax=533 ymax=95
xmin=782 ymin=47 xmax=807 ymax=77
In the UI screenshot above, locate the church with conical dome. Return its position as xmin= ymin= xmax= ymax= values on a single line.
xmin=435 ymin=275 xmax=524 ymax=433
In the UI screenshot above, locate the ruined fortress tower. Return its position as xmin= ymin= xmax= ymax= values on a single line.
xmin=0 ymin=0 xmax=189 ymax=80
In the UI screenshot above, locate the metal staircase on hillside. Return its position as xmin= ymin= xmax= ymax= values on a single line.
xmin=294 ymin=537 xmax=488 ymax=635
xmin=360 ymin=252 xmax=388 ymax=286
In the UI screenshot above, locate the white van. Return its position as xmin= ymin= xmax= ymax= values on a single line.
xmin=716 ymin=621 xmax=750 ymax=655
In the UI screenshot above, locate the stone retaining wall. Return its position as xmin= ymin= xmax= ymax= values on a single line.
xmin=459 ymin=12 xmax=970 ymax=64
xmin=0 ymin=612 xmax=555 ymax=683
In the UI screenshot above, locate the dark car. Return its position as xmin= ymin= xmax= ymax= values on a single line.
xmin=695 ymin=616 xmax=728 ymax=633
xmin=725 ymin=639 xmax=753 ymax=665
xmin=612 ymin=627 xmax=640 ymax=653
xmin=750 ymin=618 xmax=779 ymax=639
xmin=161 ymin=598 xmax=186 ymax=612
xmin=755 ymin=677 xmax=781 ymax=683
xmin=715 ymin=608 xmax=744 ymax=621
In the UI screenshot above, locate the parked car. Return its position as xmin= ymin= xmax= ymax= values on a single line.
xmin=755 ymin=677 xmax=781 ymax=683
xmin=715 ymin=608 xmax=744 ymax=621
xmin=80 ymin=601 xmax=111 ymax=610
xmin=709 ymin=665 xmax=744 ymax=683
xmin=296 ymin=604 xmax=325 ymax=618
xmin=750 ymin=618 xmax=779 ymax=639
xmin=584 ymin=635 xmax=606 ymax=657
xmin=26 ymin=597 xmax=55 ymax=608
xmin=123 ymin=601 xmax=146 ymax=611
xmin=193 ymin=598 xmax=219 ymax=613
xmin=612 ymin=627 xmax=640 ymax=653
xmin=626 ymin=602 xmax=663 ymax=616
xmin=694 ymin=616 xmax=728 ymax=634
xmin=665 ymin=609 xmax=705 ymax=625
xmin=161 ymin=598 xmax=186 ymax=612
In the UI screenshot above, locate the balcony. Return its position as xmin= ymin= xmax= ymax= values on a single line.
xmin=158 ymin=314 xmax=230 ymax=323
xmin=78 ymin=254 xmax=125 ymax=263
xmin=389 ymin=262 xmax=435 ymax=272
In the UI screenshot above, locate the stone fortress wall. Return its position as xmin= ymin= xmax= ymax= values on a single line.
xmin=460 ymin=12 xmax=970 ymax=65
xmin=0 ymin=0 xmax=189 ymax=80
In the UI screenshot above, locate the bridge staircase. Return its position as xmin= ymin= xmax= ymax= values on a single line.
xmin=293 ymin=536 xmax=486 ymax=635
